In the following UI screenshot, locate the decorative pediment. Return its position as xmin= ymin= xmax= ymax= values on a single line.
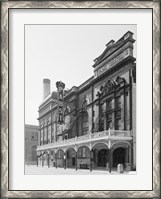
xmin=96 ymin=76 xmax=127 ymax=98
xmin=93 ymin=40 xmax=126 ymax=68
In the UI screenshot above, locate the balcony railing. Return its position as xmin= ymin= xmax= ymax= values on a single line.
xmin=37 ymin=129 xmax=132 ymax=151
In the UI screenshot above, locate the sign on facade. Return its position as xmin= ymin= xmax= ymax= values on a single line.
xmin=56 ymin=81 xmax=65 ymax=124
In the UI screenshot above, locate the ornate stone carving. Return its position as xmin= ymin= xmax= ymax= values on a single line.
xmin=116 ymin=76 xmax=126 ymax=87
xmin=96 ymin=76 xmax=127 ymax=99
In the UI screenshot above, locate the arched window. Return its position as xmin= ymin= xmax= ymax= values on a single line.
xmin=82 ymin=100 xmax=87 ymax=111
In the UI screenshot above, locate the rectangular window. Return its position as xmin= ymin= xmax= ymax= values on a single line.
xmin=116 ymin=119 xmax=121 ymax=130
xmin=100 ymin=121 xmax=104 ymax=131
xmin=107 ymin=113 xmax=112 ymax=120
xmin=58 ymin=150 xmax=61 ymax=159
xmin=44 ymin=127 xmax=47 ymax=141
xmin=107 ymin=100 xmax=112 ymax=110
xmin=116 ymin=96 xmax=121 ymax=108
xmin=48 ymin=126 xmax=51 ymax=143
xmin=78 ymin=148 xmax=82 ymax=157
xmin=78 ymin=147 xmax=86 ymax=158
xmin=40 ymin=129 xmax=43 ymax=145
xmin=82 ymin=147 xmax=86 ymax=158
xmin=83 ymin=127 xmax=88 ymax=135
xmin=107 ymin=121 xmax=112 ymax=129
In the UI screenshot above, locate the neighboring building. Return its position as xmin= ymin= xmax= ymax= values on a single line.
xmin=36 ymin=31 xmax=136 ymax=171
xmin=25 ymin=124 xmax=39 ymax=165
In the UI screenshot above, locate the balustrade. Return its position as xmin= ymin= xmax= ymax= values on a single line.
xmin=37 ymin=129 xmax=132 ymax=151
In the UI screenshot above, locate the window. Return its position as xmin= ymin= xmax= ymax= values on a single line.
xmin=44 ymin=127 xmax=47 ymax=144
xmin=100 ymin=121 xmax=104 ymax=131
xmin=116 ymin=110 xmax=121 ymax=118
xmin=105 ymin=113 xmax=112 ymax=129
xmin=116 ymin=96 xmax=121 ymax=108
xmin=40 ymin=129 xmax=43 ymax=145
xmin=83 ymin=112 xmax=88 ymax=122
xmin=57 ymin=150 xmax=63 ymax=159
xmin=51 ymin=123 xmax=54 ymax=141
xmin=82 ymin=100 xmax=87 ymax=111
xmin=48 ymin=125 xmax=51 ymax=143
xmin=82 ymin=112 xmax=88 ymax=135
xmin=64 ymin=134 xmax=68 ymax=140
xmin=107 ymin=99 xmax=112 ymax=110
xmin=78 ymin=147 xmax=86 ymax=158
xmin=107 ymin=121 xmax=113 ymax=129
xmin=32 ymin=145 xmax=37 ymax=161
xmin=116 ymin=118 xmax=121 ymax=130
xmin=107 ymin=113 xmax=112 ymax=120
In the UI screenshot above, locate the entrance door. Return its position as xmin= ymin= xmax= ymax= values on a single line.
xmin=72 ymin=157 xmax=75 ymax=166
xmin=98 ymin=149 xmax=107 ymax=167
xmin=113 ymin=147 xmax=126 ymax=167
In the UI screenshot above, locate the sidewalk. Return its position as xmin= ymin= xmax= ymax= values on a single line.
xmin=25 ymin=165 xmax=136 ymax=175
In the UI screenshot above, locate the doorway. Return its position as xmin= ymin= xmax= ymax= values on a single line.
xmin=98 ymin=149 xmax=107 ymax=167
xmin=113 ymin=147 xmax=126 ymax=167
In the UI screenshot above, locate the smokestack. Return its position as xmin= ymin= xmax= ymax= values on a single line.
xmin=43 ymin=78 xmax=51 ymax=99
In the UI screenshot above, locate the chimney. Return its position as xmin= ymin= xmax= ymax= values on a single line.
xmin=43 ymin=78 xmax=51 ymax=99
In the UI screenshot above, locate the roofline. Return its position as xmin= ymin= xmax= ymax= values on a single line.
xmin=25 ymin=124 xmax=39 ymax=128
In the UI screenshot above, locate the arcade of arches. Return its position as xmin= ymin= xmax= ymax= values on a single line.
xmin=38 ymin=142 xmax=132 ymax=170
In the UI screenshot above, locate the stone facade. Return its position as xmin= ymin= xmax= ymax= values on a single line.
xmin=25 ymin=124 xmax=39 ymax=165
xmin=37 ymin=31 xmax=136 ymax=171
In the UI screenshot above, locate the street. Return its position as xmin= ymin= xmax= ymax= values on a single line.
xmin=25 ymin=165 xmax=136 ymax=175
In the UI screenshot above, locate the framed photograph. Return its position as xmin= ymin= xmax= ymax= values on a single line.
xmin=1 ymin=0 xmax=160 ymax=198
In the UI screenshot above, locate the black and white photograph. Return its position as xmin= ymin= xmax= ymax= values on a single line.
xmin=2 ymin=4 xmax=157 ymax=195
xmin=25 ymin=24 xmax=137 ymax=175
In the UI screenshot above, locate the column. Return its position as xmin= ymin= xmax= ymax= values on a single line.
xmin=109 ymin=148 xmax=112 ymax=173
xmin=126 ymin=147 xmax=129 ymax=163
xmin=55 ymin=152 xmax=57 ymax=169
xmin=90 ymin=150 xmax=92 ymax=172
xmin=111 ymin=98 xmax=115 ymax=129
xmin=64 ymin=152 xmax=66 ymax=169
xmin=36 ymin=155 xmax=38 ymax=167
xmin=43 ymin=126 xmax=44 ymax=145
xmin=104 ymin=112 xmax=107 ymax=130
xmin=125 ymin=89 xmax=130 ymax=131
xmin=129 ymin=145 xmax=132 ymax=165
xmin=47 ymin=124 xmax=48 ymax=144
xmin=42 ymin=155 xmax=44 ymax=167
xmin=75 ymin=151 xmax=77 ymax=171
xmin=47 ymin=153 xmax=50 ymax=168
xmin=120 ymin=92 xmax=125 ymax=130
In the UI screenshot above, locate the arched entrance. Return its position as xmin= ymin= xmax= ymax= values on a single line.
xmin=113 ymin=147 xmax=126 ymax=167
xmin=92 ymin=142 xmax=109 ymax=168
xmin=56 ymin=149 xmax=64 ymax=168
xmin=66 ymin=148 xmax=76 ymax=168
xmin=98 ymin=149 xmax=108 ymax=167
xmin=77 ymin=145 xmax=90 ymax=169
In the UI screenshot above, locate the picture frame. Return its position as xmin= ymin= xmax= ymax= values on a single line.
xmin=1 ymin=0 xmax=160 ymax=198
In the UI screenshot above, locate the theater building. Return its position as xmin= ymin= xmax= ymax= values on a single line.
xmin=36 ymin=31 xmax=136 ymax=171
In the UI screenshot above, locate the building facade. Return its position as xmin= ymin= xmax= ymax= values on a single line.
xmin=36 ymin=31 xmax=136 ymax=171
xmin=25 ymin=124 xmax=39 ymax=165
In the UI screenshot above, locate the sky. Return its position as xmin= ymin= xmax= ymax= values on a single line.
xmin=25 ymin=25 xmax=136 ymax=125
